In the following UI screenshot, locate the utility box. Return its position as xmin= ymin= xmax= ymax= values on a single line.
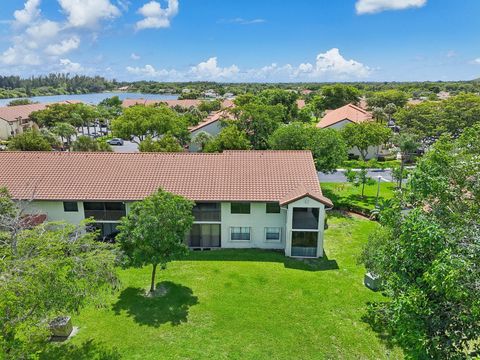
xmin=364 ymin=272 xmax=382 ymax=291
xmin=49 ymin=316 xmax=73 ymax=339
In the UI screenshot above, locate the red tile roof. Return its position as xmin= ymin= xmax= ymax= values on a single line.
xmin=316 ymin=103 xmax=372 ymax=129
xmin=0 ymin=101 xmax=82 ymax=123
xmin=296 ymin=99 xmax=306 ymax=109
xmin=0 ymin=151 xmax=332 ymax=206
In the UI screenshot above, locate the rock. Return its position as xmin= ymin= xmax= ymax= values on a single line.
xmin=49 ymin=316 xmax=73 ymax=338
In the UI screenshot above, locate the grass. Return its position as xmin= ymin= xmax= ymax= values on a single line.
xmin=322 ymin=182 xmax=397 ymax=215
xmin=41 ymin=213 xmax=402 ymax=360
xmin=342 ymin=159 xmax=400 ymax=170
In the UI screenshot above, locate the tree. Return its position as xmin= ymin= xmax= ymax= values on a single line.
xmin=367 ymin=90 xmax=408 ymax=109
xmin=203 ymin=125 xmax=251 ymax=152
xmin=198 ymin=100 xmax=221 ymax=113
xmin=341 ymin=122 xmax=392 ymax=161
xmin=312 ymin=84 xmax=361 ymax=112
xmin=29 ymin=103 xmax=97 ymax=130
xmin=116 ymin=189 xmax=194 ymax=293
xmin=258 ymin=89 xmax=299 ymax=123
xmin=71 ymin=135 xmax=112 ymax=152
xmin=371 ymin=107 xmax=386 ymax=123
xmin=393 ymin=133 xmax=418 ymax=189
xmin=51 ymin=122 xmax=77 ymax=147
xmin=383 ymin=103 xmax=397 ymax=122
xmin=269 ymin=123 xmax=347 ymax=173
xmin=111 ymin=105 xmax=189 ymax=145
xmin=7 ymin=99 xmax=36 ymax=106
xmin=191 ymin=131 xmax=213 ymax=152
xmin=7 ymin=129 xmax=52 ymax=151
xmin=0 ymin=190 xmax=118 ymax=357
xmin=345 ymin=167 xmax=375 ymax=198
xmin=361 ymin=126 xmax=480 ymax=358
xmin=139 ymin=134 xmax=184 ymax=152
xmin=233 ymin=102 xmax=284 ymax=149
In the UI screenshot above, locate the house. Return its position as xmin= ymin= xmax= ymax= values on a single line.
xmin=316 ymin=103 xmax=379 ymax=160
xmin=0 ymin=151 xmax=333 ymax=258
xmin=316 ymin=103 xmax=372 ymax=130
xmin=188 ymin=109 xmax=232 ymax=152
xmin=0 ymin=101 xmax=82 ymax=140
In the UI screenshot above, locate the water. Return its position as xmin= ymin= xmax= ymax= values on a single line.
xmin=0 ymin=92 xmax=179 ymax=106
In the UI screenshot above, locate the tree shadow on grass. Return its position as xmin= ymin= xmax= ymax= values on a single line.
xmin=112 ymin=281 xmax=198 ymax=327
xmin=40 ymin=339 xmax=121 ymax=360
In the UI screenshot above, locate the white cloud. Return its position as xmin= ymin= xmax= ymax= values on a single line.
xmin=219 ymin=18 xmax=266 ymax=25
xmin=189 ymin=57 xmax=239 ymax=80
xmin=356 ymin=0 xmax=426 ymax=14
xmin=136 ymin=0 xmax=179 ymax=30
xmin=45 ymin=36 xmax=80 ymax=55
xmin=131 ymin=53 xmax=141 ymax=60
xmin=472 ymin=58 xmax=480 ymax=65
xmin=25 ymin=20 xmax=60 ymax=40
xmin=59 ymin=58 xmax=83 ymax=72
xmin=125 ymin=49 xmax=371 ymax=82
xmin=58 ymin=0 xmax=121 ymax=28
xmin=13 ymin=0 xmax=41 ymax=25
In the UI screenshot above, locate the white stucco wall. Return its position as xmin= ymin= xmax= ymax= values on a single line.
xmin=189 ymin=121 xmax=222 ymax=152
xmin=0 ymin=119 xmax=17 ymax=140
xmin=220 ymin=202 xmax=286 ymax=250
xmin=25 ymin=200 xmax=86 ymax=224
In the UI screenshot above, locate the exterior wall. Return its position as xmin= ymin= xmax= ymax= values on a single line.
xmin=25 ymin=200 xmax=86 ymax=224
xmin=0 ymin=119 xmax=18 ymax=140
xmin=220 ymin=202 xmax=286 ymax=250
xmin=285 ymin=197 xmax=325 ymax=258
xmin=189 ymin=121 xmax=222 ymax=152
xmin=22 ymin=199 xmax=326 ymax=257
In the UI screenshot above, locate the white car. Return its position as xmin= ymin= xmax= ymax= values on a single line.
xmin=107 ymin=138 xmax=124 ymax=146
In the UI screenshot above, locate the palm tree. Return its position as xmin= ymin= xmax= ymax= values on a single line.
xmin=52 ymin=122 xmax=77 ymax=149
xmin=394 ymin=133 xmax=419 ymax=189
xmin=372 ymin=107 xmax=386 ymax=123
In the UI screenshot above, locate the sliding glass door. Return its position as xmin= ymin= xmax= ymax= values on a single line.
xmin=188 ymin=224 xmax=221 ymax=248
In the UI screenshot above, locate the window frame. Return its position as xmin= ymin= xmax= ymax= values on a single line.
xmin=230 ymin=202 xmax=251 ymax=214
xmin=264 ymin=227 xmax=282 ymax=242
xmin=230 ymin=227 xmax=251 ymax=241
xmin=63 ymin=201 xmax=78 ymax=212
xmin=266 ymin=202 xmax=281 ymax=214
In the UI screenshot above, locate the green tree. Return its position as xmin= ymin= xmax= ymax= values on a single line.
xmin=51 ymin=122 xmax=77 ymax=147
xmin=203 ymin=125 xmax=251 ymax=152
xmin=139 ymin=134 xmax=184 ymax=152
xmin=367 ymin=90 xmax=408 ymax=109
xmin=345 ymin=167 xmax=376 ymax=198
xmin=7 ymin=99 xmax=36 ymax=106
xmin=71 ymin=135 xmax=112 ymax=152
xmin=269 ymin=122 xmax=311 ymax=150
xmin=111 ymin=105 xmax=189 ymax=145
xmin=258 ymin=89 xmax=299 ymax=123
xmin=0 ymin=191 xmax=118 ymax=358
xmin=361 ymin=126 xmax=480 ymax=358
xmin=198 ymin=100 xmax=221 ymax=113
xmin=313 ymin=84 xmax=361 ymax=112
xmin=117 ymin=189 xmax=194 ymax=293
xmin=393 ymin=133 xmax=418 ymax=189
xmin=233 ymin=102 xmax=284 ymax=149
xmin=191 ymin=131 xmax=213 ymax=152
xmin=341 ymin=122 xmax=392 ymax=161
xmin=7 ymin=129 xmax=52 ymax=151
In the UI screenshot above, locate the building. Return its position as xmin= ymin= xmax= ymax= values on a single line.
xmin=316 ymin=103 xmax=378 ymax=160
xmin=0 ymin=101 xmax=81 ymax=140
xmin=0 ymin=151 xmax=333 ymax=258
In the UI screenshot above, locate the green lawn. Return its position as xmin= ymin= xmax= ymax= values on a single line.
xmin=322 ymin=182 xmax=397 ymax=215
xmin=41 ymin=213 xmax=402 ymax=360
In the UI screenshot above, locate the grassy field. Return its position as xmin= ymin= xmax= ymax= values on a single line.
xmin=322 ymin=182 xmax=397 ymax=215
xmin=41 ymin=213 xmax=402 ymax=360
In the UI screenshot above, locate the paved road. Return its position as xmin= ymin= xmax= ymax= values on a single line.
xmin=111 ymin=141 xmax=139 ymax=153
xmin=318 ymin=169 xmax=394 ymax=183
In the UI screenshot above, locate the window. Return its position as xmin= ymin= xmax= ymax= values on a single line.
xmin=63 ymin=201 xmax=78 ymax=212
xmin=230 ymin=227 xmax=251 ymax=241
xmin=231 ymin=202 xmax=250 ymax=214
xmin=192 ymin=202 xmax=221 ymax=222
xmin=266 ymin=202 xmax=280 ymax=214
xmin=265 ymin=227 xmax=281 ymax=242
xmin=84 ymin=202 xmax=126 ymax=221
xmin=187 ymin=224 xmax=221 ymax=247
xmin=291 ymin=231 xmax=318 ymax=257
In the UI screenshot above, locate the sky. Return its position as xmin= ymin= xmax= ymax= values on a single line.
xmin=0 ymin=0 xmax=479 ymax=82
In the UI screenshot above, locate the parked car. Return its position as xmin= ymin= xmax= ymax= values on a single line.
xmin=91 ymin=132 xmax=102 ymax=138
xmin=107 ymin=138 xmax=124 ymax=146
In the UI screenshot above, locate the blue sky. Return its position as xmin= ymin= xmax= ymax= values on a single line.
xmin=0 ymin=0 xmax=479 ymax=82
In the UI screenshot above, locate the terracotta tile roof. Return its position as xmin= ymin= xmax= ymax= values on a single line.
xmin=296 ymin=99 xmax=306 ymax=109
xmin=0 ymin=101 xmax=82 ymax=123
xmin=0 ymin=151 xmax=332 ymax=206
xmin=189 ymin=108 xmax=234 ymax=133
xmin=316 ymin=103 xmax=372 ymax=129
xmin=122 ymin=99 xmax=235 ymax=109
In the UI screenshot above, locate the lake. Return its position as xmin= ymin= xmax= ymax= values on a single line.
xmin=0 ymin=92 xmax=179 ymax=107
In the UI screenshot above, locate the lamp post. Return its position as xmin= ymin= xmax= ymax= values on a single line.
xmin=375 ymin=175 xmax=382 ymax=208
